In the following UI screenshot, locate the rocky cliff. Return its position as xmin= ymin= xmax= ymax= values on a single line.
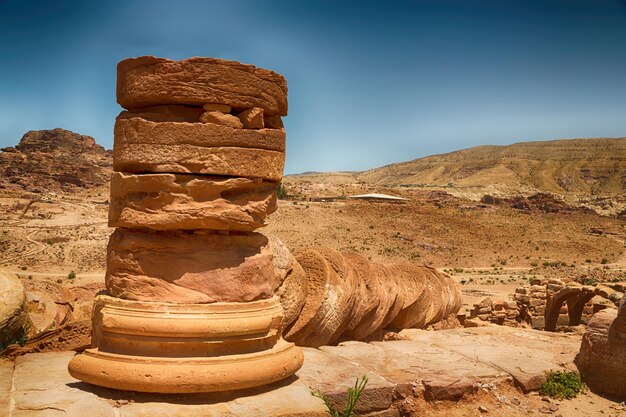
xmin=0 ymin=129 xmax=112 ymax=193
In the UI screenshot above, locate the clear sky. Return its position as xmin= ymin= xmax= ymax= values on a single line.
xmin=1 ymin=0 xmax=625 ymax=174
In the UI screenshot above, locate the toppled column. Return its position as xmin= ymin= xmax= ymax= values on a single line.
xmin=68 ymin=56 xmax=303 ymax=393
xmin=272 ymin=245 xmax=462 ymax=348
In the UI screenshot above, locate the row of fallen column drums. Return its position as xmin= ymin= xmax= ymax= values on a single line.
xmin=271 ymin=239 xmax=462 ymax=348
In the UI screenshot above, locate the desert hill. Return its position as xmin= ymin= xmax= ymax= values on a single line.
xmin=290 ymin=138 xmax=626 ymax=195
xmin=357 ymin=138 xmax=625 ymax=194
xmin=0 ymin=129 xmax=112 ymax=193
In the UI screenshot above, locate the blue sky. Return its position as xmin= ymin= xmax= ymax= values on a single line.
xmin=1 ymin=0 xmax=625 ymax=174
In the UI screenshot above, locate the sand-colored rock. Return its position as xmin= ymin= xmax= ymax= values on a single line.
xmin=576 ymin=305 xmax=626 ymax=398
xmin=347 ymin=262 xmax=390 ymax=341
xmin=113 ymin=143 xmax=285 ymax=181
xmin=389 ymin=264 xmax=426 ymax=329
xmin=0 ymin=270 xmax=29 ymax=349
xmin=289 ymin=249 xmax=348 ymax=347
xmin=115 ymin=116 xmax=285 ymax=151
xmin=237 ymin=107 xmax=264 ymax=129
xmin=200 ymin=110 xmax=243 ymax=128
xmin=284 ymin=249 xmax=332 ymax=342
xmin=341 ymin=252 xmax=376 ymax=335
xmin=269 ymin=236 xmax=308 ymax=329
xmin=117 ymin=105 xmax=204 ymax=123
xmin=264 ymin=114 xmax=284 ymax=129
xmin=105 ymin=229 xmax=275 ymax=304
xmin=117 ymin=56 xmax=288 ymax=115
xmin=203 ymin=102 xmax=232 ymax=113
xmin=68 ymin=295 xmax=303 ymax=393
xmin=109 ymin=172 xmax=277 ymax=231
xmin=298 ymin=348 xmax=394 ymax=414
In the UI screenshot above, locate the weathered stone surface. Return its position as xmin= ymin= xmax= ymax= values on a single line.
xmin=119 ymin=379 xmax=327 ymax=417
xmin=576 ymin=307 xmax=626 ymax=398
xmin=284 ymin=249 xmax=331 ymax=342
xmin=105 ymin=229 xmax=275 ymax=304
xmin=264 ymin=114 xmax=284 ymax=129
xmin=117 ymin=56 xmax=288 ymax=115
xmin=0 ymin=270 xmax=29 ymax=349
xmin=321 ymin=340 xmax=501 ymax=393
xmin=400 ymin=326 xmax=580 ymax=392
xmin=269 ymin=236 xmax=308 ymax=329
xmin=289 ymin=249 xmax=349 ymax=347
xmin=113 ymin=143 xmax=285 ymax=181
xmin=13 ymin=352 xmax=115 ymax=417
xmin=69 ymin=296 xmax=303 ymax=393
xmin=117 ymin=105 xmax=204 ymax=122
xmin=0 ymin=361 xmax=13 ymax=415
xmin=200 ymin=111 xmax=244 ymax=128
xmin=423 ymin=376 xmax=478 ymax=401
xmin=390 ymin=265 xmax=426 ymax=329
xmin=203 ymin=102 xmax=232 ymax=113
xmin=342 ymin=252 xmax=376 ymax=335
xmin=109 ymin=172 xmax=277 ymax=231
xmin=298 ymin=348 xmax=394 ymax=413
xmin=237 ymin=107 xmax=264 ymax=129
xmin=115 ymin=116 xmax=285 ymax=151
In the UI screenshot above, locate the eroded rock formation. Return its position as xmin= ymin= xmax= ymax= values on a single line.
xmin=68 ymin=56 xmax=302 ymax=393
xmin=0 ymin=129 xmax=112 ymax=193
xmin=576 ymin=298 xmax=626 ymax=399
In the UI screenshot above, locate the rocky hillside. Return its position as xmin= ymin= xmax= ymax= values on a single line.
xmin=356 ymin=138 xmax=626 ymax=196
xmin=0 ymin=129 xmax=112 ymax=193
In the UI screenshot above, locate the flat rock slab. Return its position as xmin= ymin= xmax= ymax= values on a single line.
xmin=297 ymin=347 xmax=394 ymax=414
xmin=6 ymin=351 xmax=327 ymax=417
xmin=11 ymin=351 xmax=115 ymax=417
xmin=399 ymin=326 xmax=581 ymax=391
xmin=0 ymin=360 xmax=13 ymax=415
xmin=320 ymin=339 xmax=503 ymax=393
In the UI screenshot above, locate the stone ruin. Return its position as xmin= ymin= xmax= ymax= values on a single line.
xmin=467 ymin=278 xmax=624 ymax=330
xmin=576 ymin=297 xmax=626 ymax=398
xmin=67 ymin=56 xmax=461 ymax=393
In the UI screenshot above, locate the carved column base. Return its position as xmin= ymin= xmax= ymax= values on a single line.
xmin=68 ymin=294 xmax=303 ymax=393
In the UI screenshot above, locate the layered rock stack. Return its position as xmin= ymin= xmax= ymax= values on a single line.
xmin=273 ymin=245 xmax=462 ymax=348
xmin=68 ymin=56 xmax=303 ymax=393
xmin=576 ymin=298 xmax=626 ymax=398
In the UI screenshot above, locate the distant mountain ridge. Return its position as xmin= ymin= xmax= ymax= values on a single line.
xmin=289 ymin=137 xmax=626 ymax=197
xmin=0 ymin=129 xmax=112 ymax=193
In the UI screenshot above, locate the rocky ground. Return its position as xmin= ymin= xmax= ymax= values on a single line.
xmin=3 ymin=326 xmax=625 ymax=417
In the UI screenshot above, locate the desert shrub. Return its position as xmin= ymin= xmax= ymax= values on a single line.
xmin=56 ymin=278 xmax=63 ymax=284
xmin=277 ymin=184 xmax=287 ymax=199
xmin=600 ymin=258 xmax=609 ymax=264
xmin=585 ymin=259 xmax=592 ymax=263
xmin=540 ymin=371 xmax=581 ymax=400
xmin=312 ymin=375 xmax=368 ymax=417
xmin=67 ymin=271 xmax=76 ymax=279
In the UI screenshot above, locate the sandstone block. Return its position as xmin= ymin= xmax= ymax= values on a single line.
xmin=203 ymin=103 xmax=232 ymax=113
xmin=0 ymin=270 xmax=29 ymax=349
xmin=200 ymin=110 xmax=244 ymax=128
xmin=115 ymin=116 xmax=285 ymax=151
xmin=298 ymin=348 xmax=394 ymax=414
xmin=237 ymin=107 xmax=264 ymax=129
xmin=117 ymin=56 xmax=288 ymax=115
xmin=423 ymin=376 xmax=478 ymax=401
xmin=113 ymin=144 xmax=285 ymax=181
xmin=576 ymin=307 xmax=626 ymax=398
xmin=268 ymin=236 xmax=308 ymax=329
xmin=264 ymin=114 xmax=284 ymax=129
xmin=105 ymin=229 xmax=275 ymax=304
xmin=109 ymin=173 xmax=277 ymax=231
xmin=117 ymin=105 xmax=204 ymax=122
xmin=342 ymin=252 xmax=380 ymax=335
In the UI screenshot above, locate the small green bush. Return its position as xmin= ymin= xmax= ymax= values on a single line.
xmin=67 ymin=271 xmax=76 ymax=279
xmin=600 ymin=258 xmax=609 ymax=264
xmin=540 ymin=371 xmax=581 ymax=400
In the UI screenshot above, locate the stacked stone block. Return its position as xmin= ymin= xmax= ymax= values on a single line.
xmin=68 ymin=56 xmax=302 ymax=393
